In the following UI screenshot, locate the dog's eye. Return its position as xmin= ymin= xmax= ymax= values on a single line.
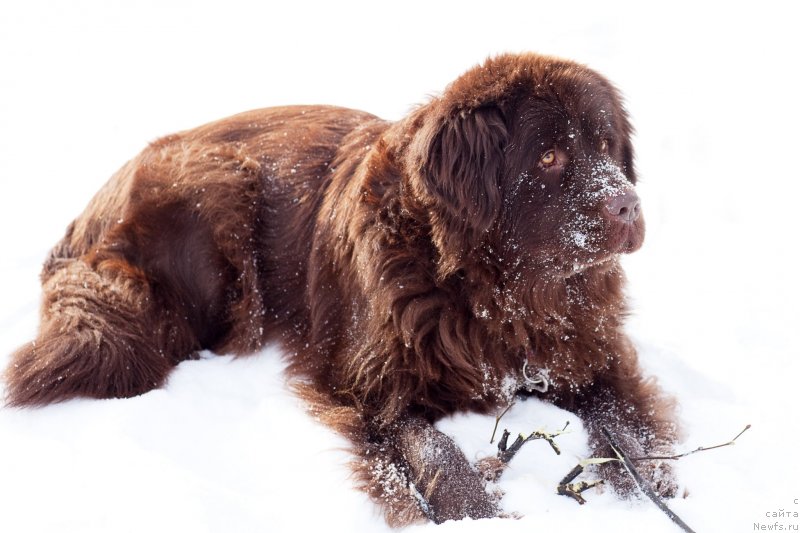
xmin=539 ymin=150 xmax=557 ymax=167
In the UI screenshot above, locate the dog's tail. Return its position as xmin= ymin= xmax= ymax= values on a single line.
xmin=4 ymin=252 xmax=193 ymax=407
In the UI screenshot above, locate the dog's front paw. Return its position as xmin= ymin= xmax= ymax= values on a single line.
xmin=593 ymin=436 xmax=678 ymax=499
xmin=634 ymin=458 xmax=678 ymax=498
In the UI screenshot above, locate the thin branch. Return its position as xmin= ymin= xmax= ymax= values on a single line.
xmin=555 ymin=458 xmax=616 ymax=504
xmin=489 ymin=401 xmax=515 ymax=444
xmin=602 ymin=427 xmax=696 ymax=533
xmin=531 ymin=428 xmax=563 ymax=455
xmin=559 ymin=463 xmax=585 ymax=486
xmin=497 ymin=422 xmax=570 ymax=463
xmin=632 ymin=424 xmax=751 ymax=462
xmin=497 ymin=429 xmax=523 ymax=463
xmin=557 ymin=479 xmax=605 ymax=505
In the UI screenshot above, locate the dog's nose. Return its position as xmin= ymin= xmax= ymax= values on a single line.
xmin=605 ymin=189 xmax=641 ymax=223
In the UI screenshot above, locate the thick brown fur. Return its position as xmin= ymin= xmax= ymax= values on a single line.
xmin=4 ymin=53 xmax=679 ymax=524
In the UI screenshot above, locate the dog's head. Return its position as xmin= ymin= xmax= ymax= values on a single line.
xmin=406 ymin=53 xmax=643 ymax=280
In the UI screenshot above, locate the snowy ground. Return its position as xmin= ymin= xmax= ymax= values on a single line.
xmin=1 ymin=2 xmax=799 ymax=532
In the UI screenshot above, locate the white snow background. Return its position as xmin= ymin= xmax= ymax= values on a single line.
xmin=1 ymin=1 xmax=799 ymax=532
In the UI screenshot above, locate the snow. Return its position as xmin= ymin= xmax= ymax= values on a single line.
xmin=1 ymin=1 xmax=799 ymax=532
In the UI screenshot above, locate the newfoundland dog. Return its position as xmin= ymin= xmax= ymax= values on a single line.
xmin=4 ymin=53 xmax=678 ymax=524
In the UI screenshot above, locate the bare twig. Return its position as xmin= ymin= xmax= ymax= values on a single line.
xmin=557 ymin=479 xmax=605 ymax=505
xmin=602 ymin=427 xmax=696 ymax=533
xmin=497 ymin=429 xmax=523 ymax=463
xmin=489 ymin=401 xmax=515 ymax=444
xmin=556 ymin=463 xmax=605 ymax=504
xmin=556 ymin=423 xmax=750 ymax=527
xmin=632 ymin=424 xmax=751 ymax=462
xmin=497 ymin=422 xmax=570 ymax=463
xmin=556 ymin=458 xmax=617 ymax=504
xmin=560 ymin=463 xmax=585 ymax=486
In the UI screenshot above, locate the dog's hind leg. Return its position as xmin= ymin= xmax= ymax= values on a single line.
xmin=3 ymin=249 xmax=195 ymax=407
xmin=1 ymin=196 xmax=237 ymax=406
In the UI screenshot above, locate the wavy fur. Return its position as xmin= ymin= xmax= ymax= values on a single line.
xmin=5 ymin=53 xmax=679 ymax=524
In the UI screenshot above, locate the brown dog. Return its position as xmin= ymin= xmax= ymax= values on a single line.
xmin=4 ymin=53 xmax=678 ymax=524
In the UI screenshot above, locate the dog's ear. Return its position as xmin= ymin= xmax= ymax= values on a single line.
xmin=621 ymin=135 xmax=637 ymax=184
xmin=418 ymin=105 xmax=508 ymax=241
xmin=613 ymin=101 xmax=637 ymax=185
